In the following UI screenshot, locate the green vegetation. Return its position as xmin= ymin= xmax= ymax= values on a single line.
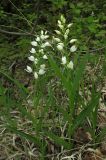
xmin=0 ymin=0 xmax=106 ymax=159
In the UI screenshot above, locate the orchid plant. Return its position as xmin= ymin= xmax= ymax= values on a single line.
xmin=24 ymin=15 xmax=100 ymax=154
xmin=3 ymin=15 xmax=100 ymax=159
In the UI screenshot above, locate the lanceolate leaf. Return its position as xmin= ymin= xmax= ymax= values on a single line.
xmin=44 ymin=131 xmax=71 ymax=149
xmin=7 ymin=126 xmax=42 ymax=147
xmin=0 ymin=70 xmax=29 ymax=95
xmin=70 ymin=92 xmax=100 ymax=134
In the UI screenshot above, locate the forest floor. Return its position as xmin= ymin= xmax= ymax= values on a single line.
xmin=0 ymin=55 xmax=106 ymax=160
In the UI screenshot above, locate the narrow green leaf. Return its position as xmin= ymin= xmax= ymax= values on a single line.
xmin=0 ymin=70 xmax=29 ymax=95
xmin=71 ymin=92 xmax=100 ymax=134
xmin=7 ymin=126 xmax=42 ymax=147
xmin=44 ymin=131 xmax=71 ymax=149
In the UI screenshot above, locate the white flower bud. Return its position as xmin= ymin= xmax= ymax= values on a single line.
xmin=34 ymin=72 xmax=38 ymax=79
xmin=38 ymin=69 xmax=45 ymax=75
xmin=57 ymin=44 xmax=63 ymax=51
xmin=41 ymin=44 xmax=45 ymax=48
xmin=55 ymin=30 xmax=61 ymax=35
xmin=30 ymin=48 xmax=36 ymax=54
xmin=70 ymin=45 xmax=77 ymax=52
xmin=67 ymin=61 xmax=74 ymax=69
xmin=44 ymin=35 xmax=49 ymax=39
xmin=58 ymin=24 xmax=64 ymax=30
xmin=36 ymin=36 xmax=40 ymax=42
xmin=31 ymin=41 xmax=38 ymax=46
xmin=25 ymin=66 xmax=32 ymax=73
xmin=40 ymin=35 xmax=45 ymax=40
xmin=43 ymin=55 xmax=48 ymax=59
xmin=28 ymin=56 xmax=35 ymax=61
xmin=67 ymin=23 xmax=73 ymax=28
xmin=40 ymin=64 xmax=46 ymax=69
xmin=41 ymin=42 xmax=51 ymax=48
xmin=44 ymin=42 xmax=51 ymax=47
xmin=53 ymin=37 xmax=61 ymax=42
xmin=61 ymin=56 xmax=67 ymax=65
xmin=45 ymin=31 xmax=47 ymax=34
xmin=60 ymin=15 xmax=66 ymax=23
xmin=58 ymin=20 xmax=61 ymax=25
xmin=58 ymin=43 xmax=64 ymax=46
xmin=34 ymin=58 xmax=38 ymax=65
xmin=64 ymin=34 xmax=68 ymax=40
xmin=39 ymin=49 xmax=44 ymax=54
xmin=65 ymin=29 xmax=70 ymax=35
xmin=41 ymin=30 xmax=44 ymax=35
xmin=70 ymin=39 xmax=77 ymax=43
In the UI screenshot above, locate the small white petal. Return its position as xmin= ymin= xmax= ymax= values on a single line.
xmin=39 ymin=49 xmax=44 ymax=54
xmin=40 ymin=35 xmax=45 ymax=40
xmin=62 ymin=56 xmax=67 ymax=65
xmin=70 ymin=45 xmax=77 ymax=52
xmin=58 ymin=24 xmax=64 ymax=30
xmin=70 ymin=39 xmax=77 ymax=43
xmin=45 ymin=31 xmax=47 ymax=34
xmin=34 ymin=72 xmax=38 ymax=79
xmin=40 ymin=64 xmax=46 ymax=69
xmin=38 ymin=69 xmax=45 ymax=75
xmin=44 ymin=35 xmax=49 ymax=39
xmin=34 ymin=58 xmax=38 ymax=65
xmin=67 ymin=61 xmax=74 ymax=69
xmin=41 ymin=30 xmax=44 ymax=35
xmin=67 ymin=23 xmax=73 ymax=28
xmin=58 ymin=43 xmax=64 ymax=47
xmin=36 ymin=36 xmax=40 ymax=42
xmin=41 ymin=42 xmax=51 ymax=48
xmin=58 ymin=20 xmax=61 ymax=25
xmin=60 ymin=15 xmax=66 ymax=23
xmin=55 ymin=30 xmax=61 ymax=35
xmin=57 ymin=44 xmax=63 ymax=51
xmin=41 ymin=43 xmax=45 ymax=48
xmin=25 ymin=66 xmax=32 ymax=73
xmin=65 ymin=29 xmax=70 ymax=35
xmin=43 ymin=55 xmax=48 ymax=59
xmin=30 ymin=48 xmax=36 ymax=53
xmin=31 ymin=41 xmax=38 ymax=46
xmin=44 ymin=42 xmax=51 ymax=47
xmin=64 ymin=34 xmax=68 ymax=40
xmin=53 ymin=37 xmax=61 ymax=42
xmin=28 ymin=56 xmax=35 ymax=61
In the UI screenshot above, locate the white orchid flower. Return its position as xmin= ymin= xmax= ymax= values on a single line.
xmin=43 ymin=55 xmax=48 ymax=59
xmin=34 ymin=72 xmax=38 ymax=79
xmin=31 ymin=41 xmax=38 ymax=46
xmin=67 ymin=61 xmax=74 ymax=69
xmin=30 ymin=48 xmax=36 ymax=54
xmin=38 ymin=69 xmax=45 ymax=75
xmin=62 ymin=56 xmax=67 ymax=65
xmin=70 ymin=45 xmax=77 ymax=52
xmin=67 ymin=23 xmax=73 ymax=28
xmin=40 ymin=64 xmax=46 ymax=69
xmin=70 ymin=39 xmax=77 ymax=43
xmin=28 ymin=56 xmax=35 ymax=61
xmin=25 ymin=66 xmax=32 ymax=73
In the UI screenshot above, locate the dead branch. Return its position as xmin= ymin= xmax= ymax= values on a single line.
xmin=0 ymin=29 xmax=35 ymax=36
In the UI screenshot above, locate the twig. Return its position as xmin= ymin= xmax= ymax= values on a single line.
xmin=8 ymin=0 xmax=32 ymax=28
xmin=30 ymin=0 xmax=40 ymax=34
xmin=0 ymin=24 xmax=28 ymax=33
xmin=0 ymin=29 xmax=35 ymax=36
xmin=82 ymin=46 xmax=106 ymax=53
